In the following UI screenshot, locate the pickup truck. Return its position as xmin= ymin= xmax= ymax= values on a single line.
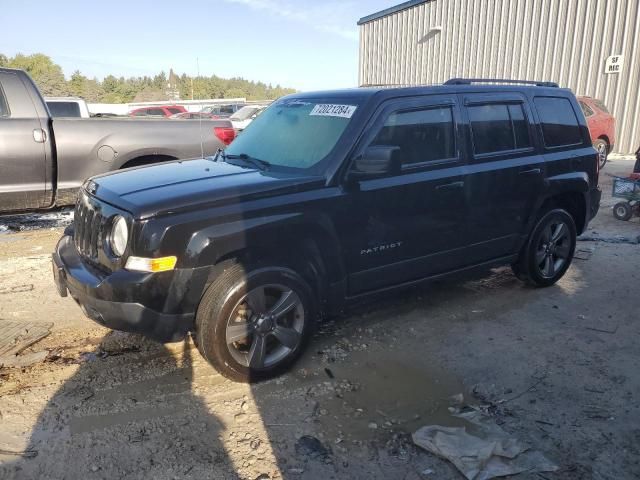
xmin=45 ymin=97 xmax=91 ymax=118
xmin=0 ymin=67 xmax=235 ymax=213
xmin=53 ymin=79 xmax=601 ymax=382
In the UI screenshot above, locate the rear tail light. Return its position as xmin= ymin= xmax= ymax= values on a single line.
xmin=214 ymin=126 xmax=236 ymax=145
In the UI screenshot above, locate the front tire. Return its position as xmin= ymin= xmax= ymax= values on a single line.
xmin=514 ymin=209 xmax=577 ymax=287
xmin=195 ymin=262 xmax=315 ymax=383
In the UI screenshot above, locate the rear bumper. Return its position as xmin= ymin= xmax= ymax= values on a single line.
xmin=588 ymin=186 xmax=602 ymax=223
xmin=53 ymin=235 xmax=198 ymax=342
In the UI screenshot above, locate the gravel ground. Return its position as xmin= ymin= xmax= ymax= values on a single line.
xmin=0 ymin=157 xmax=638 ymax=480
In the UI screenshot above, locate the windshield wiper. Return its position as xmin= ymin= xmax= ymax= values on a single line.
xmin=225 ymin=153 xmax=271 ymax=171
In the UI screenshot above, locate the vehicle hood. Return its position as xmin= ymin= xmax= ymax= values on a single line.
xmin=88 ymin=158 xmax=324 ymax=219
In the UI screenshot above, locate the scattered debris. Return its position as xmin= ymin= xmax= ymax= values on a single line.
xmin=0 ymin=284 xmax=34 ymax=295
xmin=413 ymin=410 xmax=558 ymax=480
xmin=0 ymin=321 xmax=52 ymax=368
xmin=573 ymin=247 xmax=595 ymax=260
xmin=585 ymin=325 xmax=619 ymax=334
xmin=0 ymin=447 xmax=38 ymax=458
xmin=324 ymin=367 xmax=335 ymax=379
xmin=294 ymin=435 xmax=330 ymax=460
xmin=0 ymin=350 xmax=48 ymax=368
xmin=0 ymin=321 xmax=52 ymax=357
xmin=0 ymin=209 xmax=73 ymax=233
xmin=578 ymin=234 xmax=640 ymax=245
xmin=583 ymin=387 xmax=605 ymax=394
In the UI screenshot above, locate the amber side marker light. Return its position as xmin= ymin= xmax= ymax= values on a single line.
xmin=125 ymin=256 xmax=177 ymax=273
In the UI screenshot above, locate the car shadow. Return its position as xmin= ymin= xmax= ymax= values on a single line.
xmin=0 ymin=264 xmax=565 ymax=480
xmin=0 ymin=334 xmax=239 ymax=480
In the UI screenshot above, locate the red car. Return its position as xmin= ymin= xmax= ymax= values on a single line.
xmin=578 ymin=96 xmax=615 ymax=169
xmin=129 ymin=105 xmax=187 ymax=118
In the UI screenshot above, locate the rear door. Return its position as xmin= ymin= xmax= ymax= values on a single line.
xmin=0 ymin=71 xmax=50 ymax=211
xmin=338 ymin=94 xmax=470 ymax=294
xmin=460 ymin=92 xmax=545 ymax=261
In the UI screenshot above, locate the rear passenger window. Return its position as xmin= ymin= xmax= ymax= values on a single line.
xmin=372 ymin=106 xmax=456 ymax=165
xmin=468 ymin=103 xmax=531 ymax=155
xmin=534 ymin=97 xmax=582 ymax=147
xmin=0 ymin=85 xmax=8 ymax=117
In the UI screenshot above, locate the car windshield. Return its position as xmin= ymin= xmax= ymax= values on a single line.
xmin=230 ymin=106 xmax=261 ymax=121
xmin=224 ymin=98 xmax=359 ymax=169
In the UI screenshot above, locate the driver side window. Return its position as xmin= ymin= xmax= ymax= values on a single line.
xmin=371 ymin=106 xmax=456 ymax=166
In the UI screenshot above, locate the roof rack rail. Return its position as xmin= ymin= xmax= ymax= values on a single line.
xmin=444 ymin=78 xmax=559 ymax=88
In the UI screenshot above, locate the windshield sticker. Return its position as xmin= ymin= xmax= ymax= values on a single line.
xmin=310 ymin=104 xmax=357 ymax=118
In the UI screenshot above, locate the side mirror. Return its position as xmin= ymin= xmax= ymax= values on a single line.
xmin=349 ymin=145 xmax=401 ymax=180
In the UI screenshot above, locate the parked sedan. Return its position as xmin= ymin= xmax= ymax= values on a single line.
xmin=578 ymin=96 xmax=615 ymax=168
xmin=230 ymin=105 xmax=268 ymax=132
xmin=200 ymin=104 xmax=244 ymax=118
xmin=170 ymin=112 xmax=216 ymax=120
xmin=129 ymin=105 xmax=187 ymax=118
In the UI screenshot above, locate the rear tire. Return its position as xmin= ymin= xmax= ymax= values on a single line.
xmin=594 ymin=139 xmax=608 ymax=169
xmin=613 ymin=202 xmax=632 ymax=221
xmin=514 ymin=209 xmax=577 ymax=287
xmin=195 ymin=262 xmax=315 ymax=383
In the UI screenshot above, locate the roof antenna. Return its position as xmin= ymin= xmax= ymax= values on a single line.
xmin=196 ymin=57 xmax=205 ymax=159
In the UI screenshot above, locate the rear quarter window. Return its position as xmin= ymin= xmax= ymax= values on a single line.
xmin=534 ymin=96 xmax=582 ymax=148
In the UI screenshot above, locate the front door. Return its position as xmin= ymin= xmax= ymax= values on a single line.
xmin=0 ymin=71 xmax=50 ymax=212
xmin=337 ymin=95 xmax=469 ymax=295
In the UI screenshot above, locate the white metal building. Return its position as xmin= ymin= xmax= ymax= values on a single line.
xmin=358 ymin=0 xmax=640 ymax=153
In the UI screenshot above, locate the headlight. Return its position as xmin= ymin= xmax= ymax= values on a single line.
xmin=110 ymin=215 xmax=128 ymax=257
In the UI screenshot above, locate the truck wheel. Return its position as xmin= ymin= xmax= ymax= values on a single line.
xmin=594 ymin=139 xmax=608 ymax=169
xmin=514 ymin=209 xmax=576 ymax=288
xmin=613 ymin=202 xmax=632 ymax=221
xmin=195 ymin=262 xmax=315 ymax=383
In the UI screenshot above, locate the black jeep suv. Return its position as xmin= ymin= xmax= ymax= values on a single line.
xmin=53 ymin=79 xmax=601 ymax=382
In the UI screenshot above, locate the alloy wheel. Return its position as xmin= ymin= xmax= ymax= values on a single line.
xmin=535 ymin=221 xmax=571 ymax=279
xmin=597 ymin=142 xmax=607 ymax=168
xmin=225 ymin=284 xmax=305 ymax=369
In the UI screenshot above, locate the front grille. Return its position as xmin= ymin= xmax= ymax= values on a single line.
xmin=74 ymin=194 xmax=104 ymax=260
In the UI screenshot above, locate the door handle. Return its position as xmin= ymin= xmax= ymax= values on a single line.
xmin=33 ymin=128 xmax=46 ymax=143
xmin=435 ymin=180 xmax=464 ymax=190
xmin=519 ymin=168 xmax=541 ymax=176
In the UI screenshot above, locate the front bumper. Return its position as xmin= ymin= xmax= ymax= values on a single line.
xmin=53 ymin=235 xmax=200 ymax=342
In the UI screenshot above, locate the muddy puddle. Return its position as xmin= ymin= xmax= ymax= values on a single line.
xmin=258 ymin=347 xmax=469 ymax=444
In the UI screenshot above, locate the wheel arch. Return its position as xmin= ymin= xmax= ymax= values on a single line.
xmin=187 ymin=215 xmax=346 ymax=314
xmin=527 ymin=173 xmax=590 ymax=236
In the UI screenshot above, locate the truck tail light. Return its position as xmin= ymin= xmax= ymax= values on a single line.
xmin=214 ymin=127 xmax=236 ymax=145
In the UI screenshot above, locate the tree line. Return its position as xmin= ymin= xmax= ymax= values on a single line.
xmin=0 ymin=53 xmax=297 ymax=103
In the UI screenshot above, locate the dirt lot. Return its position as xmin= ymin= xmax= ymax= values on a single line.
xmin=1 ymin=157 xmax=639 ymax=480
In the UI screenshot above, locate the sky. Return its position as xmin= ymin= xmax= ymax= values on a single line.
xmin=2 ymin=0 xmax=400 ymax=91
